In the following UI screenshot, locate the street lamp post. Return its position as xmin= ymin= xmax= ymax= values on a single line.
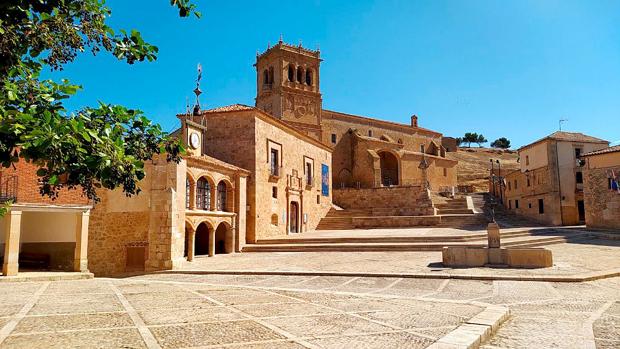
xmin=490 ymin=159 xmax=496 ymax=197
xmin=496 ymin=159 xmax=503 ymax=205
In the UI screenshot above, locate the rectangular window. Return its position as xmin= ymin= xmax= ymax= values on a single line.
xmin=420 ymin=144 xmax=425 ymax=153
xmin=316 ymin=195 xmax=320 ymax=204
xmin=443 ymin=168 xmax=447 ymax=177
xmin=509 ymin=200 xmax=512 ymax=209
xmin=576 ymin=171 xmax=583 ymax=184
xmin=272 ymin=186 xmax=277 ymax=199
xmin=508 ymin=181 xmax=511 ymax=191
xmin=575 ymin=148 xmax=582 ymax=159
xmin=368 ymin=130 xmax=373 ymax=137
xmin=527 ymin=177 xmax=531 ymax=187
xmin=526 ymin=155 xmax=530 ymax=166
xmin=515 ymin=200 xmax=519 ymax=209
xmin=538 ymin=199 xmax=544 ymax=214
xmin=331 ymin=133 xmax=337 ymax=144
xmin=270 ymin=148 xmax=279 ymax=176
xmin=306 ymin=162 xmax=313 ymax=186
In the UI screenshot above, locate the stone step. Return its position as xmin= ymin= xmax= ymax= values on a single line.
xmin=245 ymin=230 xmax=588 ymax=252
xmin=255 ymin=230 xmax=537 ymax=245
xmin=437 ymin=208 xmax=475 ymax=215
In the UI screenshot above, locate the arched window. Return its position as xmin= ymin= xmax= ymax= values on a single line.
xmin=305 ymin=69 xmax=313 ymax=85
xmin=196 ymin=178 xmax=211 ymax=210
xmin=263 ymin=70 xmax=269 ymax=85
xmin=268 ymin=66 xmax=274 ymax=84
xmin=217 ymin=181 xmax=227 ymax=211
xmin=288 ymin=64 xmax=295 ymax=82
xmin=296 ymin=67 xmax=304 ymax=83
xmin=185 ymin=178 xmax=191 ymax=209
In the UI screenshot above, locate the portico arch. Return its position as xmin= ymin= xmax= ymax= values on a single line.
xmin=194 ymin=222 xmax=212 ymax=256
xmin=214 ymin=221 xmax=234 ymax=254
xmin=378 ymin=151 xmax=399 ymax=186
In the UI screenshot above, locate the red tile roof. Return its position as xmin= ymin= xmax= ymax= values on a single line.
xmin=519 ymin=131 xmax=608 ymax=151
xmin=200 ymin=104 xmax=253 ymax=113
xmin=581 ymin=145 xmax=620 ymax=157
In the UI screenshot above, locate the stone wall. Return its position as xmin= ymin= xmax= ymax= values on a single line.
xmin=584 ymin=165 xmax=620 ymax=230
xmin=321 ymin=111 xmax=458 ymax=190
xmin=201 ymin=110 xmax=332 ymax=242
xmin=333 ymin=186 xmax=434 ymax=216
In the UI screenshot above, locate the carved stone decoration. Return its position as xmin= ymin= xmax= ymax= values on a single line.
xmin=263 ymin=103 xmax=273 ymax=115
xmin=285 ymin=96 xmax=295 ymax=112
xmin=293 ymin=96 xmax=315 ymax=119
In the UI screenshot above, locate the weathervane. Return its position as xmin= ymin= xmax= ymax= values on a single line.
xmin=559 ymin=118 xmax=568 ymax=131
xmin=194 ymin=63 xmax=203 ymax=102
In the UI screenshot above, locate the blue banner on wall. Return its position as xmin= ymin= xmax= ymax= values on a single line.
xmin=321 ymin=164 xmax=329 ymax=196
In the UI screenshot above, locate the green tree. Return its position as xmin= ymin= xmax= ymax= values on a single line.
xmin=491 ymin=137 xmax=511 ymax=149
xmin=475 ymin=134 xmax=488 ymax=147
xmin=461 ymin=133 xmax=479 ymax=147
xmin=0 ymin=0 xmax=200 ymax=205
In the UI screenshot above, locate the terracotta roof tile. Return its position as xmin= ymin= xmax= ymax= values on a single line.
xmin=546 ymin=131 xmax=608 ymax=143
xmin=200 ymin=104 xmax=254 ymax=113
xmin=581 ymin=145 xmax=620 ymax=157
xmin=519 ymin=131 xmax=608 ymax=151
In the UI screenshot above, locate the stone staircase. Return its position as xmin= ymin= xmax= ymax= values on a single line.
xmin=242 ymin=228 xmax=596 ymax=253
xmin=316 ymin=194 xmax=489 ymax=231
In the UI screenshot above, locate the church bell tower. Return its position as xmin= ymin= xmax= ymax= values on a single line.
xmin=254 ymin=38 xmax=323 ymax=140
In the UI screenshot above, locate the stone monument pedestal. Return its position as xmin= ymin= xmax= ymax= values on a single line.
xmin=442 ymin=222 xmax=553 ymax=268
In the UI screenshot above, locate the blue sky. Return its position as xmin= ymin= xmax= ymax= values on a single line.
xmin=51 ymin=0 xmax=619 ymax=148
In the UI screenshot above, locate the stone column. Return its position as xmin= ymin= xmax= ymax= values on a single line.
xmin=74 ymin=211 xmax=90 ymax=272
xmin=186 ymin=227 xmax=196 ymax=261
xmin=210 ymin=186 xmax=216 ymax=211
xmin=208 ymin=229 xmax=215 ymax=257
xmin=2 ymin=210 xmax=22 ymax=276
xmin=189 ymin=182 xmax=197 ymax=210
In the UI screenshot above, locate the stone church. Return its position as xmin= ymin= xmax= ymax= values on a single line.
xmin=1 ymin=40 xmax=461 ymax=277
xmin=253 ymin=40 xmax=457 ymax=191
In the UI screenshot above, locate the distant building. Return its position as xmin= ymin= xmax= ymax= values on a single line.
xmin=442 ymin=137 xmax=459 ymax=152
xmin=502 ymin=131 xmax=608 ymax=225
xmin=581 ymin=145 xmax=620 ymax=230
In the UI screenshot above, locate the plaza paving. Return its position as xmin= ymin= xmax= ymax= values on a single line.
xmin=181 ymin=238 xmax=620 ymax=279
xmin=0 ymin=271 xmax=618 ymax=348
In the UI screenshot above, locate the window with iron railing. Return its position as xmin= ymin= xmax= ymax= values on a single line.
xmin=0 ymin=175 xmax=17 ymax=203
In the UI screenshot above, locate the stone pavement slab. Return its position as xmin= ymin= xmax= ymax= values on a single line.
xmin=0 ymin=273 xmax=617 ymax=348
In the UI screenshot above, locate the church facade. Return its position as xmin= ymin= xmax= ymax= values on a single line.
xmin=254 ymin=40 xmax=457 ymax=192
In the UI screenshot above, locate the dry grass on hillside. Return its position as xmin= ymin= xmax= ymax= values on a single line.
xmin=446 ymin=147 xmax=520 ymax=192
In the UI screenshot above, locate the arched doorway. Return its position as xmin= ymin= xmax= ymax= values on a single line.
xmin=214 ymin=223 xmax=232 ymax=254
xmin=379 ymin=151 xmax=399 ymax=186
xmin=289 ymin=202 xmax=299 ymax=234
xmin=194 ymin=222 xmax=210 ymax=256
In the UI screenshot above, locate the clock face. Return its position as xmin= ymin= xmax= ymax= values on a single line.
xmin=189 ymin=132 xmax=200 ymax=149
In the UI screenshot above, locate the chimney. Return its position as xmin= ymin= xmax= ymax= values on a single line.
xmin=411 ymin=114 xmax=418 ymax=128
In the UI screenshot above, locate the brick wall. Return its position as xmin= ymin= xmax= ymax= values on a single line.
xmin=0 ymin=161 xmax=88 ymax=206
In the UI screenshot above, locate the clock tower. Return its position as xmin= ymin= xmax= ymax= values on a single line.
xmin=254 ymin=38 xmax=323 ymax=140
